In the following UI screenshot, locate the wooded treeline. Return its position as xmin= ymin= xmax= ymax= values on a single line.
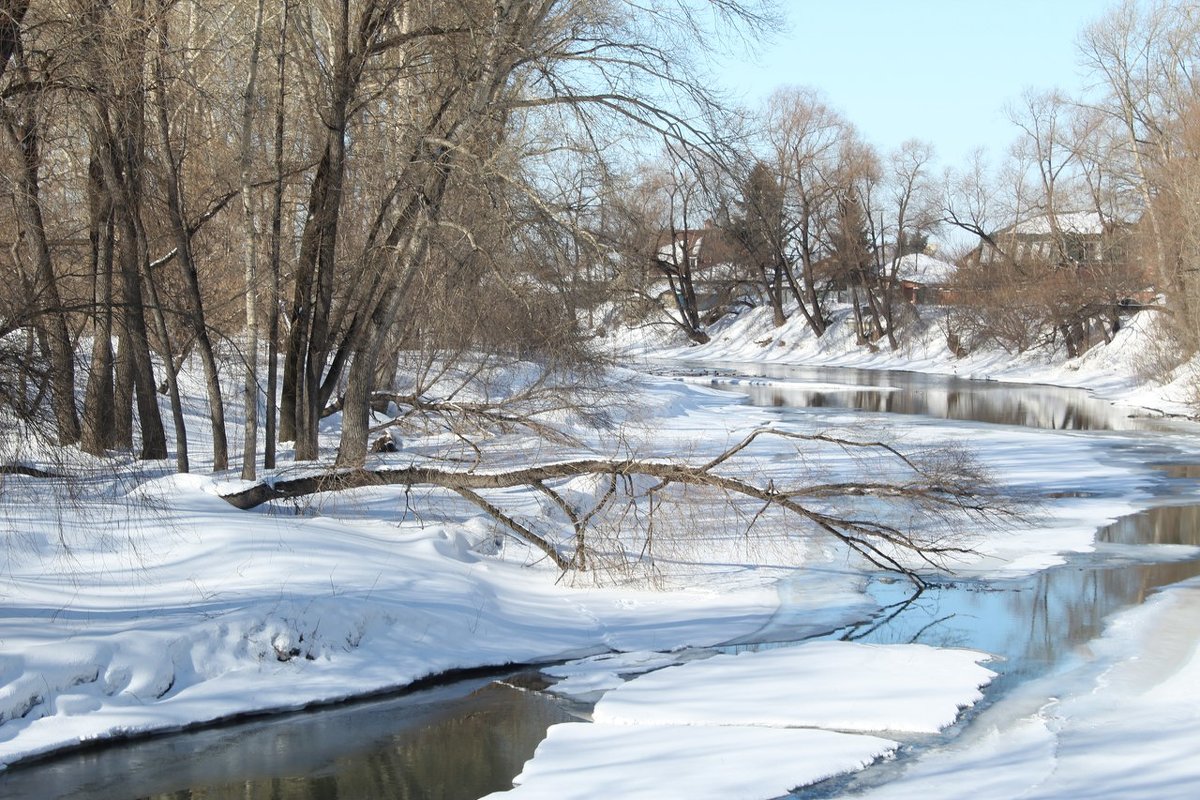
xmin=627 ymin=0 xmax=1200 ymax=373
xmin=610 ymin=92 xmax=941 ymax=350
xmin=6 ymin=0 xmax=1200 ymax=480
xmin=0 ymin=0 xmax=774 ymax=474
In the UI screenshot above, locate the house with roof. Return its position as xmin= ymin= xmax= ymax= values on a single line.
xmin=889 ymin=252 xmax=958 ymax=304
xmin=973 ymin=210 xmax=1127 ymax=269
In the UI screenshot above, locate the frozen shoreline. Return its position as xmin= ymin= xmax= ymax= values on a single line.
xmin=2 ymin=310 xmax=1199 ymax=797
xmin=610 ymin=303 xmax=1199 ymax=420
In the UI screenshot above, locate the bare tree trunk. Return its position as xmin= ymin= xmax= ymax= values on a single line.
xmin=151 ymin=14 xmax=228 ymax=470
xmin=81 ymin=155 xmax=116 ymax=455
xmin=335 ymin=175 xmax=442 ymax=467
xmin=231 ymin=428 xmax=997 ymax=585
xmin=769 ymin=262 xmax=786 ymax=327
xmin=115 ymin=205 xmax=167 ymax=461
xmin=112 ymin=314 xmax=136 ymax=449
xmin=264 ymin=1 xmax=288 ymax=470
xmin=83 ymin=0 xmax=167 ymax=461
xmin=284 ymin=0 xmax=357 ymax=461
xmin=141 ymin=242 xmax=189 ymax=472
xmin=794 ymin=209 xmax=826 ymax=336
xmin=0 ymin=108 xmax=80 ymax=445
xmin=336 ymin=293 xmax=392 ymax=468
xmin=238 ymin=0 xmax=267 ymax=480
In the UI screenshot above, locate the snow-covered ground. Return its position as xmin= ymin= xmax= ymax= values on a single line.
xmin=490 ymin=643 xmax=996 ymax=800
xmin=2 ymin=304 xmax=1199 ymax=798
xmin=610 ymin=301 xmax=1199 ymax=418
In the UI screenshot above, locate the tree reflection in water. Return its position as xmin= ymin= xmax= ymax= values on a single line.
xmin=0 ymin=678 xmax=576 ymax=800
xmin=682 ymin=361 xmax=1157 ymax=431
xmin=838 ymin=505 xmax=1200 ymax=695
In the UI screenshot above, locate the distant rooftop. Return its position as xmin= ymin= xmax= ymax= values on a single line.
xmin=893 ymin=253 xmax=957 ymax=285
xmin=1006 ymin=211 xmax=1106 ymax=237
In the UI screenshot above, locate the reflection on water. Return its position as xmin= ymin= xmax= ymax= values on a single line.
xmin=669 ymin=361 xmax=1154 ymax=431
xmin=794 ymin=504 xmax=1200 ymax=799
xmin=839 ymin=504 xmax=1200 ymax=690
xmin=0 ymin=678 xmax=576 ymax=800
xmin=1154 ymin=463 xmax=1200 ymax=480
xmin=1098 ymin=502 xmax=1200 ymax=546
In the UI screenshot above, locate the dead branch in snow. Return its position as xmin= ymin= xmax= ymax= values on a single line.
xmin=0 ymin=464 xmax=62 ymax=478
xmin=220 ymin=429 xmax=1002 ymax=585
xmin=368 ymin=392 xmax=586 ymax=447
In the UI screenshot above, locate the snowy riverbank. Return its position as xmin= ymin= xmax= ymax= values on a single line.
xmin=2 ymin=312 xmax=1200 ymax=797
xmin=609 ymin=302 xmax=1200 ymax=419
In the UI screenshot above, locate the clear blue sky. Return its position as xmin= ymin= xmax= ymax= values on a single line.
xmin=718 ymin=0 xmax=1117 ymax=168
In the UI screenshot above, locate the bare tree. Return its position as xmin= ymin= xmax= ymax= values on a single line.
xmin=239 ymin=0 xmax=267 ymax=480
xmin=80 ymin=0 xmax=170 ymax=461
xmin=617 ymin=159 xmax=716 ymax=344
xmin=874 ymin=139 xmax=937 ymax=349
xmin=729 ymin=160 xmax=789 ymax=327
xmin=761 ymin=87 xmax=855 ymax=337
xmin=0 ymin=0 xmax=80 ymax=447
xmin=1079 ymin=0 xmax=1200 ymax=359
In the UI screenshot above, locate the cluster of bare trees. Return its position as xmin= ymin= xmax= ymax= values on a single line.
xmin=941 ymin=1 xmax=1200 ymax=364
xmin=613 ymin=87 xmax=941 ymax=351
xmin=0 ymin=1 xmax=1047 ymax=583
xmin=941 ymin=87 xmax=1142 ymax=359
xmin=1081 ymin=0 xmax=1200 ymax=365
xmin=0 ymin=0 xmax=784 ymax=473
xmin=608 ymin=1 xmax=1200 ymax=374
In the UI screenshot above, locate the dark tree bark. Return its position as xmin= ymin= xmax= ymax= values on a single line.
xmin=151 ymin=13 xmax=228 ymax=471
xmin=81 ymin=154 xmax=116 ymax=455
xmin=0 ymin=4 xmax=79 ymax=445
xmin=85 ymin=0 xmax=168 ymax=461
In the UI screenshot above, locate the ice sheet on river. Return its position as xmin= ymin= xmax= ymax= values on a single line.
xmin=592 ymin=642 xmax=995 ymax=733
xmin=490 ymin=642 xmax=995 ymax=799
xmin=488 ymin=724 xmax=895 ymax=800
xmin=854 ymin=577 xmax=1200 ymax=800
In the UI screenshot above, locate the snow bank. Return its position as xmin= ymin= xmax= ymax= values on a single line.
xmin=490 ymin=724 xmax=895 ymax=800
xmin=0 ymin=468 xmax=806 ymax=769
xmin=614 ymin=301 xmax=1196 ymax=419
xmin=592 ymin=642 xmax=996 ymax=734
xmin=491 ymin=641 xmax=993 ymax=799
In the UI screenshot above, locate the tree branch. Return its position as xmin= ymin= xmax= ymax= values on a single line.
xmin=220 ymin=429 xmax=997 ymax=585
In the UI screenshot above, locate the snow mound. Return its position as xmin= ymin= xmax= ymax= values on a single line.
xmin=593 ymin=641 xmax=996 ymax=734
xmin=491 ymin=724 xmax=896 ymax=800
xmin=491 ymin=641 xmax=995 ymax=799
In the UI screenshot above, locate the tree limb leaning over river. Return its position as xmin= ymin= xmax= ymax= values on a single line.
xmin=221 ymin=429 xmax=1006 ymax=586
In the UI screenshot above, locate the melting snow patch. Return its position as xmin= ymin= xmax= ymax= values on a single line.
xmin=491 ymin=642 xmax=995 ymax=798
xmin=593 ymin=641 xmax=995 ymax=734
xmin=489 ymin=723 xmax=896 ymax=800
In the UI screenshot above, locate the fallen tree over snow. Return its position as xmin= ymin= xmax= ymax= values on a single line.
xmin=220 ymin=430 xmax=1001 ymax=585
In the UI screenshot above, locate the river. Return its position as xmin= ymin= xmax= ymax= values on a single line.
xmin=3 ymin=362 xmax=1198 ymax=799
